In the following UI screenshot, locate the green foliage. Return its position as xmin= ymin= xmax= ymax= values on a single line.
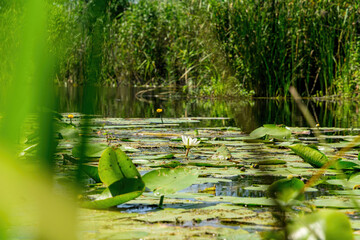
xmin=288 ymin=144 xmax=329 ymax=168
xmin=81 ymin=147 xmax=145 ymax=209
xmin=142 ymin=168 xmax=198 ymax=195
xmin=267 ymin=177 xmax=304 ymax=203
xmin=287 ymin=210 xmax=353 ymax=240
xmin=250 ymin=124 xmax=291 ymax=140
xmin=98 ymin=147 xmax=141 ymax=186
xmin=210 ymin=0 xmax=360 ymax=96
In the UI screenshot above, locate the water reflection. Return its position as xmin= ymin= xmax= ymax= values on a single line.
xmin=56 ymin=86 xmax=360 ymax=132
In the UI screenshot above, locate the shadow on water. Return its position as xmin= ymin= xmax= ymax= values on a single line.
xmin=56 ymin=86 xmax=360 ymax=132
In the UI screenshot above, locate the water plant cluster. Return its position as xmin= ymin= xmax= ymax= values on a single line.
xmin=21 ymin=116 xmax=360 ymax=239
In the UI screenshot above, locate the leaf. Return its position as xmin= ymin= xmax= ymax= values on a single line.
xmin=249 ymin=124 xmax=291 ymax=140
xmin=288 ymin=144 xmax=329 ymax=168
xmin=267 ymin=177 xmax=304 ymax=202
xmin=288 ymin=210 xmax=353 ymax=240
xmin=81 ymin=190 xmax=144 ymax=209
xmin=257 ymin=160 xmax=286 ymax=165
xmin=72 ymin=143 xmax=108 ymax=158
xmin=136 ymin=153 xmax=174 ymax=160
xmin=211 ymin=145 xmax=232 ymax=160
xmin=81 ymin=148 xmax=145 ymax=209
xmin=98 ymin=147 xmax=141 ymax=186
xmin=335 ymin=159 xmax=360 ymax=170
xmin=81 ymin=165 xmax=101 ymax=183
xmin=142 ymin=168 xmax=198 ymax=195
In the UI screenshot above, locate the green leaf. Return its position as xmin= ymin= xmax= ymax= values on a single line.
xmin=267 ymin=177 xmax=304 ymax=202
xmin=288 ymin=210 xmax=353 ymax=240
xmin=72 ymin=143 xmax=108 ymax=158
xmin=98 ymin=147 xmax=141 ymax=186
xmin=81 ymin=165 xmax=101 ymax=183
xmin=142 ymin=168 xmax=198 ymax=195
xmin=81 ymin=190 xmax=144 ymax=209
xmin=288 ymin=144 xmax=329 ymax=168
xmin=211 ymin=145 xmax=232 ymax=160
xmin=249 ymin=124 xmax=291 ymax=140
xmin=335 ymin=159 xmax=360 ymax=170
xmin=136 ymin=153 xmax=174 ymax=160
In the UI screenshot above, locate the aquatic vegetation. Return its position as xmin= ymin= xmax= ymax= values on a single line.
xmin=181 ymin=135 xmax=200 ymax=157
xmin=80 ymin=147 xmax=145 ymax=209
xmin=142 ymin=168 xmax=199 ymax=208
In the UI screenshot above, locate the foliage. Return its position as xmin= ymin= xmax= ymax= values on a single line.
xmin=210 ymin=0 xmax=360 ymax=96
xmin=81 ymin=147 xmax=145 ymax=209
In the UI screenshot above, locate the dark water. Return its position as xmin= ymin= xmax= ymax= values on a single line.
xmin=56 ymin=86 xmax=360 ymax=132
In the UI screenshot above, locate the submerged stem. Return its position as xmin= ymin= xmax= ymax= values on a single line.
xmin=158 ymin=195 xmax=165 ymax=209
xmin=185 ymin=148 xmax=190 ymax=157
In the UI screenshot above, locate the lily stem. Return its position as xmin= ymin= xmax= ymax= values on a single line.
xmin=185 ymin=148 xmax=190 ymax=157
xmin=158 ymin=195 xmax=165 ymax=209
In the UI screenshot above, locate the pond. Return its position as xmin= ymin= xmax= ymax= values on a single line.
xmin=56 ymin=86 xmax=360 ymax=132
xmin=53 ymin=86 xmax=360 ymax=239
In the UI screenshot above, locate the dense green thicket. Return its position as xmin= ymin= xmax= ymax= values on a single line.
xmin=1 ymin=0 xmax=359 ymax=97
xmin=211 ymin=0 xmax=360 ymax=97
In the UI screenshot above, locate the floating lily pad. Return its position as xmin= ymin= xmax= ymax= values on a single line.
xmin=142 ymin=168 xmax=199 ymax=195
xmin=250 ymin=124 xmax=291 ymax=140
xmin=211 ymin=145 xmax=232 ymax=160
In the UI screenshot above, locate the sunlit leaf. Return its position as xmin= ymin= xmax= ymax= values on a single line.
xmin=98 ymin=147 xmax=141 ymax=186
xmin=250 ymin=124 xmax=291 ymax=140
xmin=142 ymin=168 xmax=198 ymax=195
xmin=288 ymin=144 xmax=329 ymax=168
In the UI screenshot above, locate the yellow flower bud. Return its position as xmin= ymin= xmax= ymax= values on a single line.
xmin=156 ymin=108 xmax=163 ymax=113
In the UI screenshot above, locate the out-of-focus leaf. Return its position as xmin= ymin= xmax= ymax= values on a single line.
xmin=288 ymin=144 xmax=329 ymax=168
xmin=72 ymin=143 xmax=108 ymax=158
xmin=267 ymin=177 xmax=304 ymax=202
xmin=288 ymin=210 xmax=353 ymax=240
xmin=211 ymin=145 xmax=232 ymax=160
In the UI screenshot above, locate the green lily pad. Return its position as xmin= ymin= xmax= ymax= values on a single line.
xmin=135 ymin=153 xmax=174 ymax=160
xmin=81 ymin=190 xmax=144 ymax=209
xmin=98 ymin=147 xmax=141 ymax=186
xmin=72 ymin=143 xmax=108 ymax=158
xmin=211 ymin=145 xmax=232 ymax=160
xmin=250 ymin=124 xmax=291 ymax=140
xmin=142 ymin=168 xmax=198 ymax=195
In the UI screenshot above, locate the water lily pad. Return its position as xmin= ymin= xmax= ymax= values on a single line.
xmin=98 ymin=147 xmax=141 ymax=186
xmin=250 ymin=124 xmax=291 ymax=140
xmin=142 ymin=168 xmax=198 ymax=195
xmin=211 ymin=145 xmax=232 ymax=160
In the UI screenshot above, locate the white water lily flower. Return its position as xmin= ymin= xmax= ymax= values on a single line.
xmin=181 ymin=135 xmax=200 ymax=149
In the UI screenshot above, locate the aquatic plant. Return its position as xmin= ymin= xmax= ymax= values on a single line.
xmin=181 ymin=135 xmax=200 ymax=157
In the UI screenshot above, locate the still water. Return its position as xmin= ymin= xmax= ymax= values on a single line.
xmin=56 ymin=86 xmax=360 ymax=132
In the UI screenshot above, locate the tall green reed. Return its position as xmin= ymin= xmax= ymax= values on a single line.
xmin=210 ymin=0 xmax=360 ymax=96
xmin=0 ymin=1 xmax=77 ymax=239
